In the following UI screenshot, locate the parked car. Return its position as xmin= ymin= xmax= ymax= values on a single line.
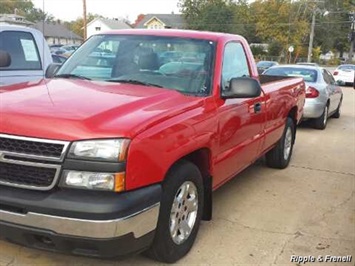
xmin=0 ymin=29 xmax=305 ymax=262
xmin=296 ymin=62 xmax=320 ymax=67
xmin=256 ymin=60 xmax=279 ymax=74
xmin=51 ymin=54 xmax=67 ymax=64
xmin=264 ymin=65 xmax=342 ymax=129
xmin=0 ymin=25 xmax=52 ymax=86
xmin=158 ymin=50 xmax=184 ymax=65
xmin=54 ymin=45 xmax=79 ymax=58
xmin=49 ymin=44 xmax=63 ymax=53
xmin=333 ymin=64 xmax=355 ymax=86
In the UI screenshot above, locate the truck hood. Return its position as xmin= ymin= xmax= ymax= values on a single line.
xmin=0 ymin=79 xmax=203 ymax=140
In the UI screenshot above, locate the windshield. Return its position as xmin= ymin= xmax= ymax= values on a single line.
xmin=264 ymin=67 xmax=318 ymax=83
xmin=338 ymin=65 xmax=355 ymax=71
xmin=57 ymin=34 xmax=215 ymax=96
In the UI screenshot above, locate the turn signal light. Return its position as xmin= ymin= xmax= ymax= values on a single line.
xmin=333 ymin=71 xmax=338 ymax=76
xmin=306 ymin=86 xmax=319 ymax=98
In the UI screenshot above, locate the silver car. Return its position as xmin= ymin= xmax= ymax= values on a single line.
xmin=263 ymin=65 xmax=343 ymax=129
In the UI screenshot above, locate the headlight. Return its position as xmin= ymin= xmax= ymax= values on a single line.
xmin=68 ymin=139 xmax=130 ymax=162
xmin=61 ymin=170 xmax=125 ymax=192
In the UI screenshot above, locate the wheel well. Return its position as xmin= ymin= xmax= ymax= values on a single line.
xmin=179 ymin=148 xmax=213 ymax=221
xmin=288 ymin=107 xmax=297 ymax=143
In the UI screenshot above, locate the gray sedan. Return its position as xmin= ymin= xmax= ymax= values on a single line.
xmin=263 ymin=65 xmax=343 ymax=129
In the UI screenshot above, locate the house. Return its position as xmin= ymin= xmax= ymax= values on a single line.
xmin=319 ymin=51 xmax=335 ymax=61
xmin=86 ymin=18 xmax=131 ymax=38
xmin=135 ymin=14 xmax=185 ymax=29
xmin=33 ymin=21 xmax=83 ymax=45
xmin=0 ymin=13 xmax=34 ymax=27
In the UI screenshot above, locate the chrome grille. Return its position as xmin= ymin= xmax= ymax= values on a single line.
xmin=0 ymin=134 xmax=69 ymax=190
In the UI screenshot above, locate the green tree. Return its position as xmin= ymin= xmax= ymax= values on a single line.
xmin=233 ymin=0 xmax=260 ymax=43
xmin=179 ymin=0 xmax=236 ymax=33
xmin=313 ymin=0 xmax=355 ymax=56
xmin=0 ymin=0 xmax=53 ymax=22
xmin=251 ymin=0 xmax=309 ymax=58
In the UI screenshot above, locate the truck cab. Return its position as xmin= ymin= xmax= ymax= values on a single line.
xmin=0 ymin=25 xmax=52 ymax=86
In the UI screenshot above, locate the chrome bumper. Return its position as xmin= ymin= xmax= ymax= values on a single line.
xmin=0 ymin=203 xmax=160 ymax=239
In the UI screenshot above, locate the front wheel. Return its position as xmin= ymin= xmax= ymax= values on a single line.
xmin=145 ymin=160 xmax=204 ymax=263
xmin=265 ymin=117 xmax=295 ymax=169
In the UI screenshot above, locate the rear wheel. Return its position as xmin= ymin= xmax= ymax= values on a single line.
xmin=331 ymin=99 xmax=342 ymax=119
xmin=313 ymin=105 xmax=328 ymax=130
xmin=145 ymin=160 xmax=204 ymax=263
xmin=265 ymin=117 xmax=295 ymax=169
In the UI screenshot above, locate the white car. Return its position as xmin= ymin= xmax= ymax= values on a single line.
xmin=333 ymin=64 xmax=355 ymax=86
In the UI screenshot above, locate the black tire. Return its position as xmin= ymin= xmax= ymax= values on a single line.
xmin=313 ymin=104 xmax=328 ymax=130
xmin=331 ymin=99 xmax=342 ymax=119
xmin=145 ymin=160 xmax=204 ymax=263
xmin=265 ymin=117 xmax=295 ymax=169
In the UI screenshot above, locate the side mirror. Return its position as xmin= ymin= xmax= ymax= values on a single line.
xmin=221 ymin=77 xmax=262 ymax=99
xmin=0 ymin=50 xmax=11 ymax=67
xmin=45 ymin=63 xmax=62 ymax=78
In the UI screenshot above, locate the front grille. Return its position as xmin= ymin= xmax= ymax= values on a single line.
xmin=0 ymin=137 xmax=64 ymax=158
xmin=0 ymin=134 xmax=69 ymax=190
xmin=0 ymin=162 xmax=57 ymax=187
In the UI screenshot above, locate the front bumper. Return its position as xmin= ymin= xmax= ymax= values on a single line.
xmin=0 ymin=184 xmax=161 ymax=257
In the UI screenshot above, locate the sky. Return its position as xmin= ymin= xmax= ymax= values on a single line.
xmin=32 ymin=0 xmax=181 ymax=22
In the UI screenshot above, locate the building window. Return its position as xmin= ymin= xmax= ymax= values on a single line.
xmin=95 ymin=27 xmax=101 ymax=31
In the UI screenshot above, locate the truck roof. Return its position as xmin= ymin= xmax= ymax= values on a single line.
xmin=0 ymin=24 xmax=42 ymax=34
xmin=102 ymin=29 xmax=245 ymax=42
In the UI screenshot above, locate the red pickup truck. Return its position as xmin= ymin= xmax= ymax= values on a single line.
xmin=0 ymin=29 xmax=305 ymax=262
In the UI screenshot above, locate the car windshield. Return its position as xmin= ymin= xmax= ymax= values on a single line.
xmin=57 ymin=34 xmax=215 ymax=96
xmin=338 ymin=65 xmax=355 ymax=71
xmin=264 ymin=67 xmax=318 ymax=82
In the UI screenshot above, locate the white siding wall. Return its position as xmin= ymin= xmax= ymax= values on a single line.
xmin=87 ymin=20 xmax=111 ymax=38
xmin=46 ymin=37 xmax=82 ymax=45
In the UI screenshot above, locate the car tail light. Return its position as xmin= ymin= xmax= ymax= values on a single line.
xmin=333 ymin=71 xmax=338 ymax=75
xmin=306 ymin=86 xmax=319 ymax=98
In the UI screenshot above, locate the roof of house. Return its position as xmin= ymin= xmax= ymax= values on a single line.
xmin=0 ymin=13 xmax=34 ymax=26
xmin=135 ymin=14 xmax=185 ymax=29
xmin=87 ymin=18 xmax=132 ymax=30
xmin=33 ymin=21 xmax=83 ymax=40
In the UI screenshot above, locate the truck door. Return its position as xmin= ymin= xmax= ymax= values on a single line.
xmin=213 ymin=42 xmax=265 ymax=187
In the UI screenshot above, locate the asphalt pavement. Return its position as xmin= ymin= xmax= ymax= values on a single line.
xmin=0 ymin=86 xmax=354 ymax=266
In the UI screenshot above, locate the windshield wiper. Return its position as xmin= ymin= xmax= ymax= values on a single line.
xmin=106 ymin=79 xmax=163 ymax=88
xmin=54 ymin=74 xmax=91 ymax=80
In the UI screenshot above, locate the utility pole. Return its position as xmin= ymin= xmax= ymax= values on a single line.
xmin=83 ymin=0 xmax=87 ymax=40
xmin=307 ymin=9 xmax=316 ymax=63
xmin=348 ymin=12 xmax=354 ymax=63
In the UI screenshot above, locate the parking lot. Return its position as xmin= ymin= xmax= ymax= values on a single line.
xmin=0 ymin=86 xmax=354 ymax=266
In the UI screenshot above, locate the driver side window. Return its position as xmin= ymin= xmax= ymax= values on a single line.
xmin=221 ymin=42 xmax=250 ymax=91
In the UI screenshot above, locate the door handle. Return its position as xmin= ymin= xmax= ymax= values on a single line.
xmin=254 ymin=103 xmax=262 ymax=113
